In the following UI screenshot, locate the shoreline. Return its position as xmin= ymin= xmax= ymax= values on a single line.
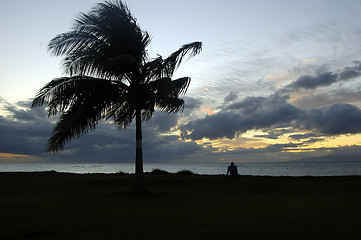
xmin=1 ymin=170 xmax=361 ymax=177
xmin=2 ymin=161 xmax=361 ymax=176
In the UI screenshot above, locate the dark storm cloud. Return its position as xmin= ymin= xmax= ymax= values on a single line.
xmin=182 ymin=96 xmax=204 ymax=120
xmin=183 ymin=96 xmax=202 ymax=111
xmin=253 ymin=132 xmax=280 ymax=139
xmin=0 ymin=106 xmax=53 ymax=155
xmin=289 ymin=133 xmax=322 ymax=140
xmin=297 ymin=103 xmax=361 ymax=135
xmin=143 ymin=134 xmax=203 ymax=163
xmin=290 ymin=72 xmax=338 ymax=90
xmin=0 ymin=98 xmax=203 ymax=163
xmin=181 ymin=92 xmax=361 ymax=141
xmin=145 ymin=111 xmax=178 ymax=132
xmin=57 ymin=122 xmax=136 ymax=163
xmin=181 ymin=94 xmax=302 ymax=140
xmin=287 ymin=62 xmax=361 ymax=91
xmin=339 ymin=62 xmax=361 ymax=80
xmin=291 ymin=89 xmax=361 ymax=109
xmin=302 ymin=138 xmax=325 ymax=145
xmin=253 ymin=129 xmax=291 ymax=139
xmin=181 ymin=111 xmax=242 ymax=140
xmin=223 ymin=91 xmax=238 ymax=103
xmin=262 ymin=143 xmax=300 ymax=153
xmin=225 ymin=96 xmax=266 ymax=113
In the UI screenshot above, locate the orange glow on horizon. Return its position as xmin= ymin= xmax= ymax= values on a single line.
xmin=0 ymin=152 xmax=44 ymax=163
xmin=0 ymin=153 xmax=28 ymax=159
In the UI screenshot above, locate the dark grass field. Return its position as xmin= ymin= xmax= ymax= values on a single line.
xmin=1 ymin=172 xmax=361 ymax=240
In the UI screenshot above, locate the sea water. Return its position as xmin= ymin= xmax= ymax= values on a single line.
xmin=1 ymin=161 xmax=361 ymax=176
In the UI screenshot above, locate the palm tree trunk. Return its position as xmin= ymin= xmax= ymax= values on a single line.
xmin=134 ymin=107 xmax=146 ymax=194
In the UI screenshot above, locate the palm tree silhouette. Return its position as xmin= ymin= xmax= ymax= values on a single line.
xmin=31 ymin=0 xmax=202 ymax=193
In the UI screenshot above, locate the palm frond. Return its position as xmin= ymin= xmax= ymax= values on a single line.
xmin=148 ymin=77 xmax=190 ymax=98
xmin=31 ymin=76 xmax=128 ymax=116
xmin=47 ymin=103 xmax=100 ymax=153
xmin=31 ymin=78 xmax=66 ymax=108
xmin=160 ymin=41 xmax=202 ymax=78
xmin=157 ymin=97 xmax=185 ymax=113
xmin=147 ymin=77 xmax=172 ymax=92
xmin=141 ymin=56 xmax=163 ymax=82
xmin=48 ymin=0 xmax=150 ymax=78
xmin=171 ymin=77 xmax=191 ymax=96
xmin=145 ymin=76 xmax=190 ymax=114
xmin=106 ymin=92 xmax=136 ymax=128
xmin=48 ymin=31 xmax=98 ymax=57
xmin=32 ymin=76 xmax=131 ymax=153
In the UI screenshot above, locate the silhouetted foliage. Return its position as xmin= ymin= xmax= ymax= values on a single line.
xmin=149 ymin=169 xmax=171 ymax=175
xmin=176 ymin=170 xmax=195 ymax=175
xmin=31 ymin=0 xmax=202 ymax=193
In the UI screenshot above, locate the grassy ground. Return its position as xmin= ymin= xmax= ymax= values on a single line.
xmin=1 ymin=172 xmax=361 ymax=240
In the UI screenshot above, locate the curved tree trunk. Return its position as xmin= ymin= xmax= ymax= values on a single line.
xmin=134 ymin=107 xmax=146 ymax=194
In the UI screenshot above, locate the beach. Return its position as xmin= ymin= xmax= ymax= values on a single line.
xmin=1 ymin=172 xmax=361 ymax=240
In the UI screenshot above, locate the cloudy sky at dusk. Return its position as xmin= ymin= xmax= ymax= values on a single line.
xmin=1 ymin=0 xmax=361 ymax=164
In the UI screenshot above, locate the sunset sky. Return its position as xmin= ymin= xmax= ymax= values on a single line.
xmin=1 ymin=0 xmax=361 ymax=164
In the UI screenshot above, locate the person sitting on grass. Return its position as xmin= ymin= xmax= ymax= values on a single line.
xmin=227 ymin=162 xmax=238 ymax=176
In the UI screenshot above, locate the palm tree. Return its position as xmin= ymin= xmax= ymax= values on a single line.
xmin=31 ymin=0 xmax=202 ymax=193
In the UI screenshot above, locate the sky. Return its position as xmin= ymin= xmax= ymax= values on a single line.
xmin=1 ymin=0 xmax=361 ymax=164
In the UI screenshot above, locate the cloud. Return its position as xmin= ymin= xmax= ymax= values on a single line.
xmin=262 ymin=143 xmax=300 ymax=153
xmin=340 ymin=62 xmax=361 ymax=80
xmin=183 ymin=96 xmax=202 ymax=111
xmin=181 ymin=93 xmax=301 ymax=140
xmin=290 ymin=88 xmax=361 ymax=109
xmin=202 ymin=108 xmax=215 ymax=116
xmin=181 ymin=92 xmax=361 ymax=141
xmin=181 ymin=111 xmax=240 ymax=140
xmin=143 ymin=134 xmax=204 ymax=163
xmin=287 ymin=62 xmax=361 ymax=91
xmin=145 ymin=111 xmax=178 ymax=132
xmin=302 ymin=138 xmax=325 ymax=145
xmin=223 ymin=91 xmax=238 ymax=103
xmin=0 ymin=115 xmax=51 ymax=156
xmin=254 ymin=129 xmax=292 ymax=139
xmin=289 ymin=72 xmax=339 ymax=90
xmin=297 ymin=103 xmax=361 ymax=135
xmin=289 ymin=133 xmax=322 ymax=140
xmin=225 ymin=96 xmax=264 ymax=113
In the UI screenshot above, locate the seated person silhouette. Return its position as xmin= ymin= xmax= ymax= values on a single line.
xmin=227 ymin=162 xmax=238 ymax=176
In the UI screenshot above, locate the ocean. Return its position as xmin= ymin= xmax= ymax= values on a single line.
xmin=1 ymin=161 xmax=361 ymax=176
